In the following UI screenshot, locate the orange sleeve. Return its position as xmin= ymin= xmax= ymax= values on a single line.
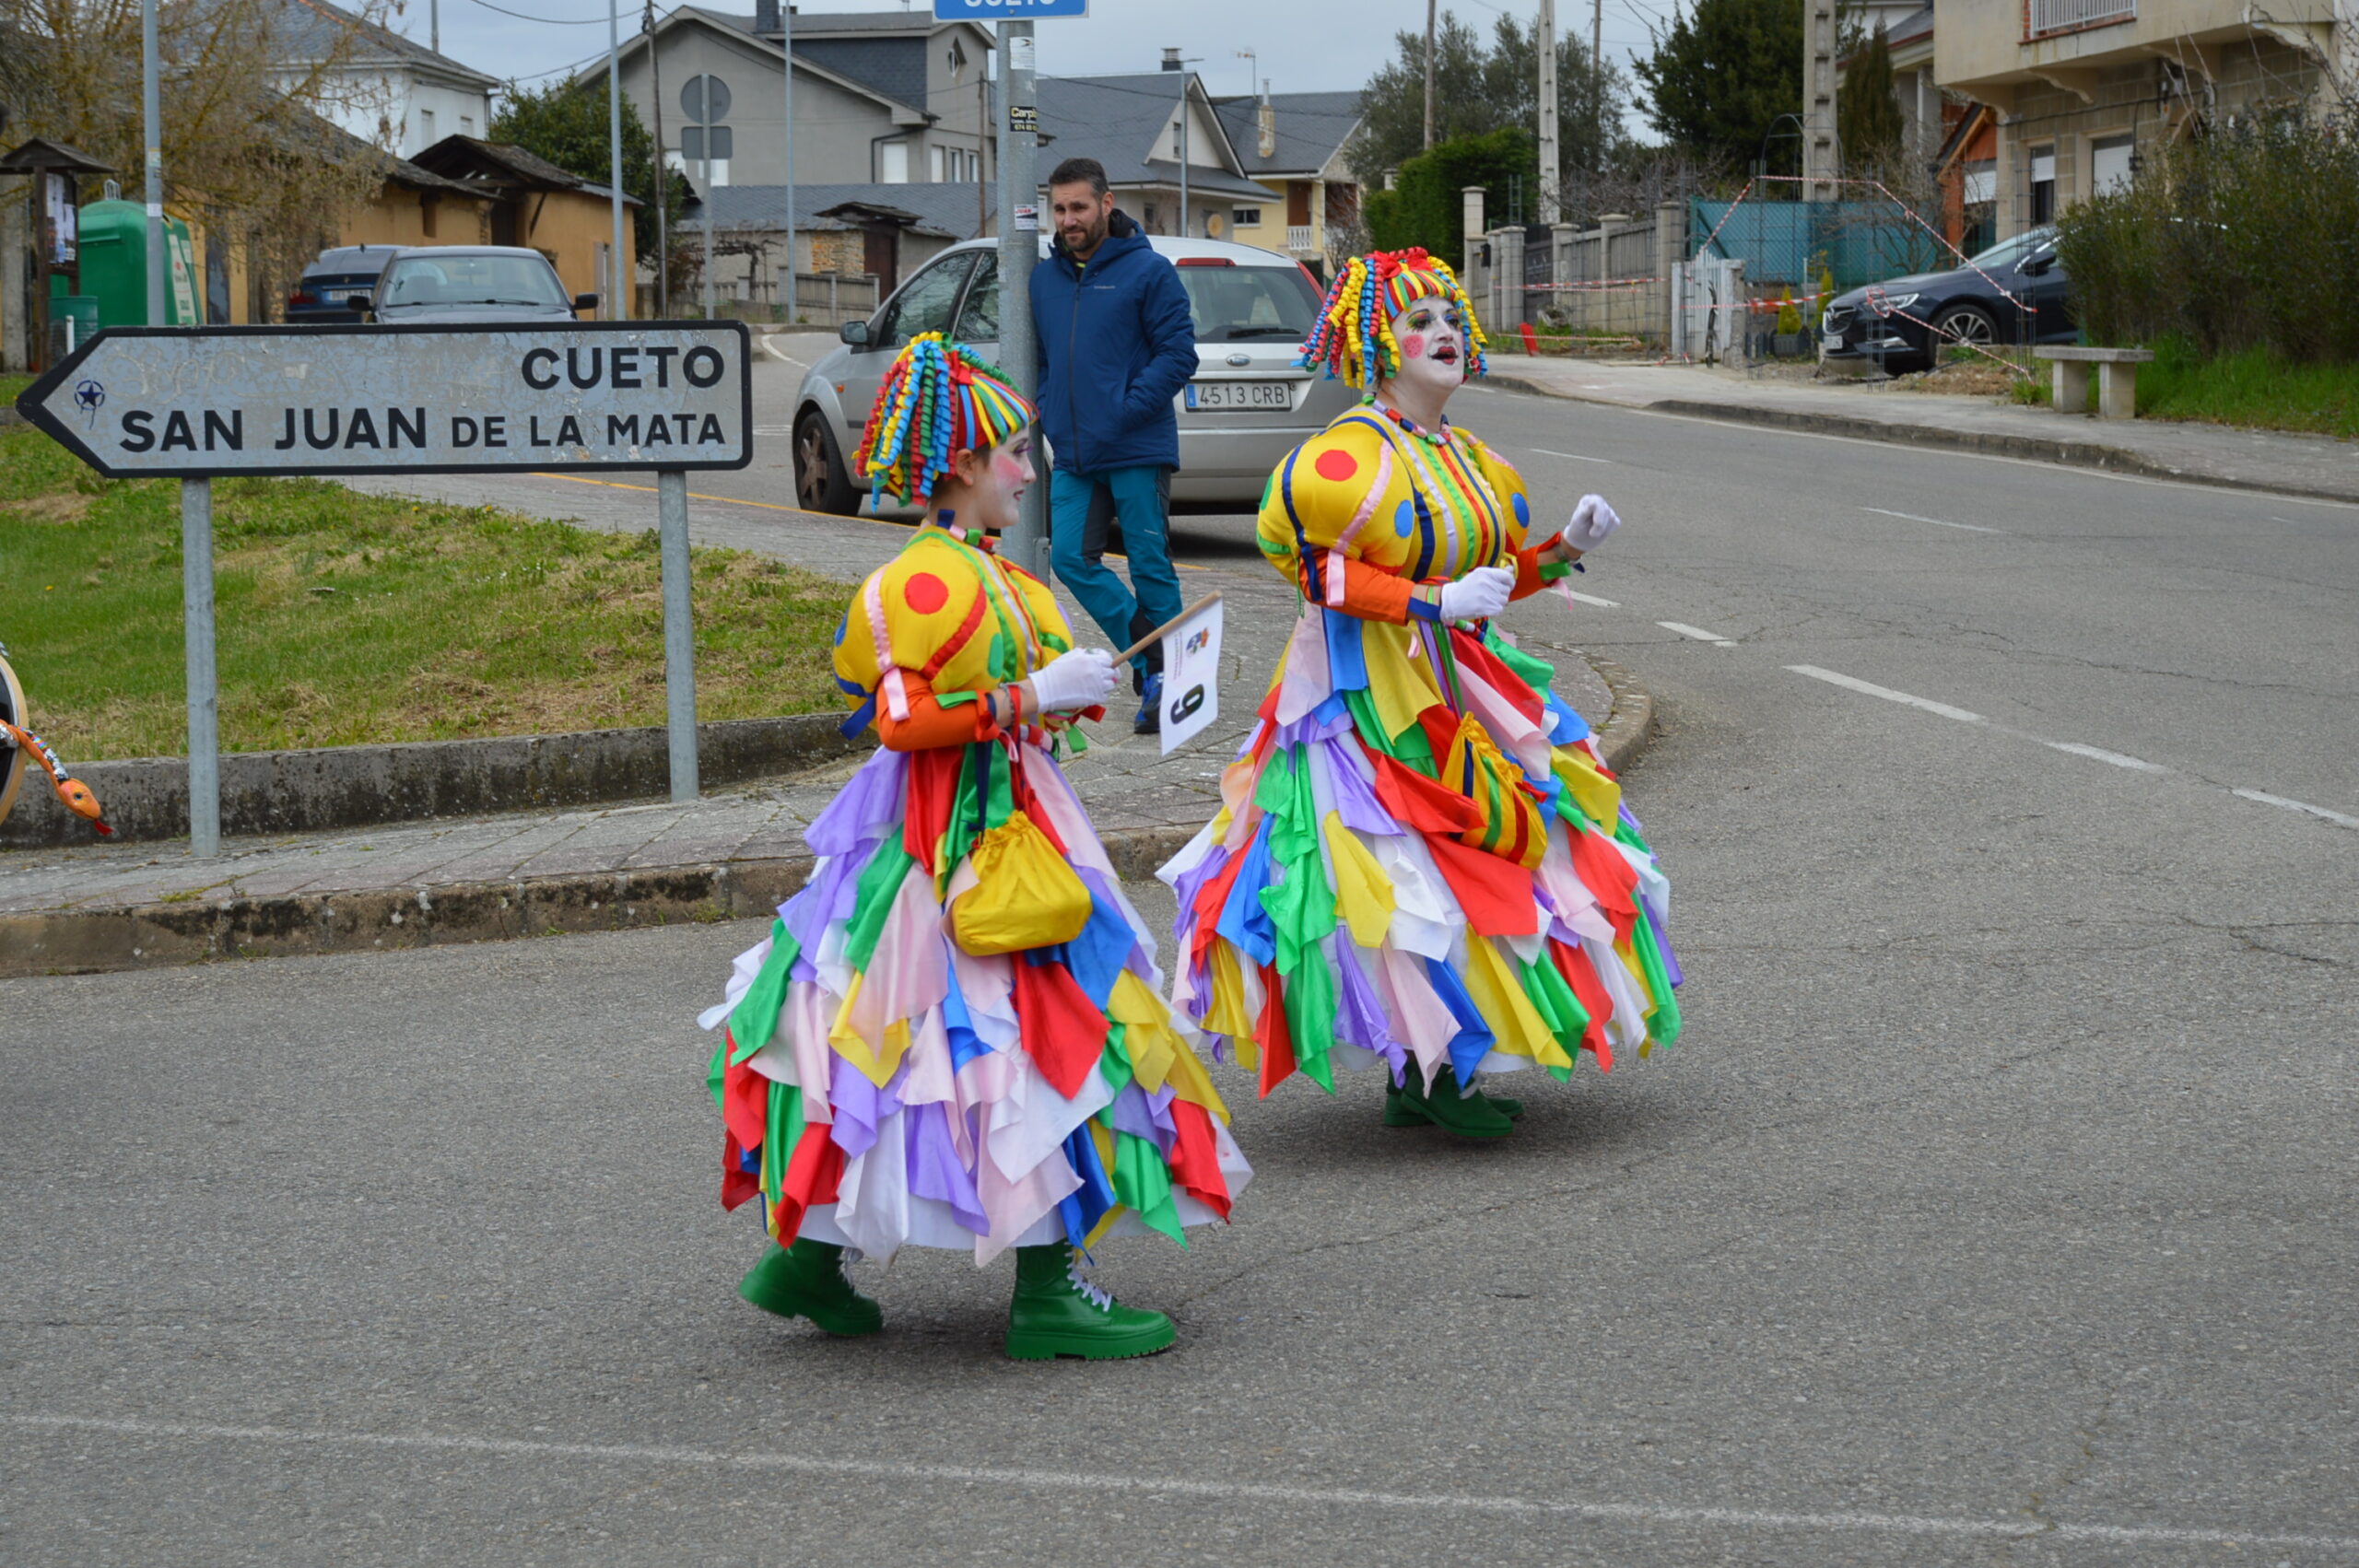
xmin=1508 ymin=545 xmax=1548 ymax=601
xmin=872 ymin=670 xmax=1005 ymax=753
xmin=1323 ymin=552 xmax=1418 ymax=624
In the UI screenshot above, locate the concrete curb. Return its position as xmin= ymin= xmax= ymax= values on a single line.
xmin=1482 ymin=368 xmax=2359 ymax=507
xmin=0 ymin=655 xmax=1660 ymax=978
xmin=1 ymin=711 xmax=867 ymax=848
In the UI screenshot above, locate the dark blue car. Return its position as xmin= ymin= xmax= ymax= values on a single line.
xmin=284 ymin=245 xmax=403 ymax=323
xmin=1820 ymin=226 xmax=2073 ymax=373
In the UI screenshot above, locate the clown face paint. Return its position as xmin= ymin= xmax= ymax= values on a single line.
xmin=943 ymin=431 xmax=1036 ymax=534
xmin=1385 ymin=298 xmax=1468 ymax=404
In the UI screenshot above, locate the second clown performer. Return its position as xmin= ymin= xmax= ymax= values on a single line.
xmin=698 ymin=333 xmax=1249 ymax=1359
xmin=1160 ymin=249 xmax=1683 ymax=1139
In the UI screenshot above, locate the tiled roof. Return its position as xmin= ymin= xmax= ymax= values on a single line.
xmin=1210 ymin=90 xmax=1365 ymax=178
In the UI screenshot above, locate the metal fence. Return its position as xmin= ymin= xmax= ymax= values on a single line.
xmin=1690 ymin=197 xmax=1948 ymax=293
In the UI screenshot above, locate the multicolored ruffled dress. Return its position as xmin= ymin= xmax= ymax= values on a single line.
xmin=698 ymin=525 xmax=1250 ymax=1264
xmin=1160 ymin=404 xmax=1682 ymax=1104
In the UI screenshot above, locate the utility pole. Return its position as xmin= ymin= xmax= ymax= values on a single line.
xmin=1537 ymin=0 xmax=1559 ymax=224
xmin=647 ymin=0 xmax=670 ymax=316
xmin=701 ymin=109 xmax=714 ymax=319
xmin=997 ymin=19 xmax=1043 ymax=573
xmin=782 ymin=1 xmax=796 ymax=324
xmin=1803 ymin=0 xmax=1838 ymax=198
xmin=977 ymin=43 xmax=991 ymax=237
xmin=607 ymin=0 xmax=628 ymax=319
xmin=1179 ymin=81 xmax=1190 ymax=236
xmin=1591 ymin=0 xmax=1604 ymax=171
xmin=431 ymin=0 xmax=440 ymax=53
xmin=141 ymin=0 xmax=164 ymax=326
xmin=1423 ymin=0 xmax=1437 ymax=149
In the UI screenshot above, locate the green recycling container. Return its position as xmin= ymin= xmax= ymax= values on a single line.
xmin=43 ymin=287 xmax=101 ymax=356
xmin=74 ymin=199 xmax=201 ymax=326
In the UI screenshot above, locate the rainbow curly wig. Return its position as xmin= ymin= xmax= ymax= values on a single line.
xmin=1297 ymin=247 xmax=1488 ymax=390
xmin=852 ymin=332 xmax=1036 ymax=506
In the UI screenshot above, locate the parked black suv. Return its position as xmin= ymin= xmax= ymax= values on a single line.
xmin=1820 ymin=227 xmax=2074 ymax=373
xmin=285 ymin=245 xmax=403 ymax=322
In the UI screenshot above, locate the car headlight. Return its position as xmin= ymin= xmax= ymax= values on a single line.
xmin=1872 ymin=292 xmax=1919 ymax=315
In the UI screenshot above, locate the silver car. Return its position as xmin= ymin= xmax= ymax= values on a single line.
xmin=790 ymin=234 xmax=1354 ymax=513
xmin=357 ymin=246 xmax=598 ymax=323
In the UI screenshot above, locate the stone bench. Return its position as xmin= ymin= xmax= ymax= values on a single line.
xmin=2035 ymin=345 xmax=2154 ymax=420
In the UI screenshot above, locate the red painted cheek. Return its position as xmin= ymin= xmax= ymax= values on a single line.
xmin=1399 ymin=333 xmax=1427 ymax=359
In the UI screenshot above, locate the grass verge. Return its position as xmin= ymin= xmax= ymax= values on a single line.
xmin=1 ymin=421 xmax=851 ymax=761
xmin=2136 ymin=338 xmax=2359 ymax=439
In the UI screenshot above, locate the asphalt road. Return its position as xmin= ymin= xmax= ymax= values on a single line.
xmin=6 ymin=375 xmax=2357 ymax=1566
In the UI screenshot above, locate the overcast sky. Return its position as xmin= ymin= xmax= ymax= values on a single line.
xmin=411 ymin=0 xmax=1672 ymax=131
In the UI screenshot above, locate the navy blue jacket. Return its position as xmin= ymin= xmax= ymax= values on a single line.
xmin=1029 ymin=210 xmax=1197 ymax=474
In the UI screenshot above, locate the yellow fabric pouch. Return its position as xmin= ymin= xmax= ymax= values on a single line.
xmin=949 ymin=811 xmax=1094 ymax=955
xmin=1443 ymin=712 xmax=1548 ymax=871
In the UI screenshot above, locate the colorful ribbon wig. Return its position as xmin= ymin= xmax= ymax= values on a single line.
xmin=1297 ymin=248 xmax=1488 ymax=390
xmin=852 ymin=332 xmax=1037 ymax=506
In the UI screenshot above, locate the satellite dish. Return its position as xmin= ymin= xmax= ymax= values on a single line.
xmin=0 ymin=648 xmax=27 ymax=828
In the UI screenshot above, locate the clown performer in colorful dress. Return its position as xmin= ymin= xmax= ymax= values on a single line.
xmin=1159 ymin=250 xmax=1682 ymax=1141
xmin=698 ymin=333 xmax=1250 ymax=1360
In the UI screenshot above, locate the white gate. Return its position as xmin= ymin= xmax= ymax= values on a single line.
xmin=1670 ymin=257 xmax=1747 ymax=366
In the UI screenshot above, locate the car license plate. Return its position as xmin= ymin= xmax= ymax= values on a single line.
xmin=1822 ymin=331 xmax=1842 ymax=350
xmin=1187 ymin=380 xmax=1290 ymax=411
xmin=323 ymin=288 xmax=358 ymax=302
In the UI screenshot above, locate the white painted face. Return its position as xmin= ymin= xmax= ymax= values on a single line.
xmin=945 ymin=430 xmax=1036 ymax=533
xmin=1387 ymin=295 xmax=1469 ymax=399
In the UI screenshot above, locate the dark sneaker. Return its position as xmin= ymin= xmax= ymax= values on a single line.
xmin=1134 ymin=672 xmax=1164 ymax=735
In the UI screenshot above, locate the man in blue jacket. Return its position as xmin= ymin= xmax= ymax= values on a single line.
xmin=1030 ymin=157 xmax=1197 ymax=734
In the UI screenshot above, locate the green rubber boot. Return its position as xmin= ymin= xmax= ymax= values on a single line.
xmin=1005 ymin=1245 xmax=1176 ymax=1361
xmin=738 ymin=1239 xmax=884 ymax=1336
xmin=1386 ymin=1081 xmax=1523 ymax=1124
xmin=1386 ymin=1061 xmax=1516 ymax=1140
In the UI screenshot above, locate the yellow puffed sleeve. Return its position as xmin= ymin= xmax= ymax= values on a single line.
xmin=833 ymin=532 xmax=1075 ymax=713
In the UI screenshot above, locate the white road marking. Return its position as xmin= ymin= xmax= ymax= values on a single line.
xmin=1659 ymin=621 xmax=1737 ymax=647
xmin=1860 ymin=507 xmax=2002 ymax=533
xmin=1786 ymin=665 xmax=1984 ymax=724
xmin=2232 ymin=789 xmax=2359 ymax=829
xmin=10 ymin=1415 xmax=2356 ymax=1554
xmin=1532 ymin=448 xmax=1613 ymax=463
xmin=1567 ymin=591 xmax=1619 ymax=608
xmin=2047 ymin=743 xmax=2170 ymax=773
xmin=760 ymin=337 xmax=810 ymax=369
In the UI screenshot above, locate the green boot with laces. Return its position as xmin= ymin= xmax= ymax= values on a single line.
xmin=1004 ymin=1245 xmax=1176 ymax=1361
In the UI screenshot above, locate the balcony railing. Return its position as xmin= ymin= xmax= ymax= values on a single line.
xmin=1285 ymin=224 xmax=1316 ymax=252
xmin=2026 ymin=0 xmax=2134 ymax=38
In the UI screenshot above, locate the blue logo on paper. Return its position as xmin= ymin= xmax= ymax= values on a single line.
xmin=73 ymin=380 xmax=105 ymax=427
xmin=934 ymin=0 xmax=1086 ymax=17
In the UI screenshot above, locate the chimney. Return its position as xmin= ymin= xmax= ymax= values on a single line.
xmin=1161 ymin=47 xmax=1183 ymax=71
xmin=1257 ymin=83 xmax=1276 ymax=160
xmin=755 ymin=0 xmax=779 ymax=37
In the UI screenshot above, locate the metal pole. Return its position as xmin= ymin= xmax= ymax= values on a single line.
xmin=1538 ymin=0 xmax=1559 ymax=225
xmin=656 ymin=470 xmax=698 ymax=801
xmin=1591 ymin=0 xmax=1605 ymax=172
xmin=431 ymin=0 xmax=440 ymax=53
xmin=701 ymin=134 xmax=715 ymax=320
xmin=141 ymin=0 xmax=165 ymax=326
xmin=646 ymin=0 xmax=669 ymax=317
xmin=181 ymin=478 xmax=219 ymax=857
xmin=608 ymin=0 xmax=628 ymax=320
xmin=1423 ymin=0 xmax=1437 ymax=150
xmin=1178 ymin=76 xmax=1190 ymax=236
xmin=997 ymin=19 xmax=1044 ymax=574
xmin=782 ymin=2 xmax=796 ymax=324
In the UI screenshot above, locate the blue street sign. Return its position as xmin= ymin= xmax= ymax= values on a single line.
xmin=933 ymin=0 xmax=1086 ymax=18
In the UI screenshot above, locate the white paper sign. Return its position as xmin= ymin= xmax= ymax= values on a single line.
xmin=1158 ymin=599 xmax=1223 ymax=754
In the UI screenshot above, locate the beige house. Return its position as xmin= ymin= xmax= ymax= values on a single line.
xmin=1935 ymin=0 xmax=2347 ymax=239
xmin=1212 ymin=89 xmax=1366 ymax=277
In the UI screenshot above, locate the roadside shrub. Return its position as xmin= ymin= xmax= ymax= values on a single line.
xmin=2057 ymin=106 xmax=2359 ymax=362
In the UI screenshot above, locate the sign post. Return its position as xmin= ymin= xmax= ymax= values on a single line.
xmin=15 ymin=321 xmax=752 ymax=854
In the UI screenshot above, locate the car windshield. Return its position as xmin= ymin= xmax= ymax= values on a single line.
xmin=1176 ymin=264 xmax=1322 ymax=343
xmin=1965 ymin=229 xmax=2054 ymax=270
xmin=377 ymin=254 xmax=568 ymax=310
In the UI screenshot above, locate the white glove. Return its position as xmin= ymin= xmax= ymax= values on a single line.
xmin=1025 ymin=648 xmax=1120 ymax=712
xmin=1563 ymin=494 xmax=1622 ymax=553
xmin=1437 ymin=565 xmax=1516 ymax=624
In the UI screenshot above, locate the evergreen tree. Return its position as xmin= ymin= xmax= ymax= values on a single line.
xmin=1632 ymin=0 xmax=1804 ymax=174
xmin=1837 ymin=24 xmax=1907 ymax=173
xmin=490 ymin=79 xmax=682 ymax=268
xmin=1363 ymin=127 xmax=1538 ymax=272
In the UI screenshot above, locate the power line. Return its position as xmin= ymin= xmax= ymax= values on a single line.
xmin=463 ymin=0 xmax=609 ymax=23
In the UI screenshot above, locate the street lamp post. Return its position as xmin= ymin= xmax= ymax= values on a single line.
xmin=141 ymin=0 xmax=164 ymax=326
xmin=607 ymin=0 xmax=627 ymax=319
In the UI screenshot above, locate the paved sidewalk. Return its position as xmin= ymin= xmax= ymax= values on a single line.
xmin=1 ymin=473 xmax=1646 ymax=976
xmin=1485 ymin=356 xmax=2359 ymax=504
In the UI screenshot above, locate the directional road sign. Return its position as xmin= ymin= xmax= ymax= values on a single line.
xmin=14 ymin=322 xmax=752 ymax=480
xmin=934 ymin=0 xmax=1086 ymax=18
